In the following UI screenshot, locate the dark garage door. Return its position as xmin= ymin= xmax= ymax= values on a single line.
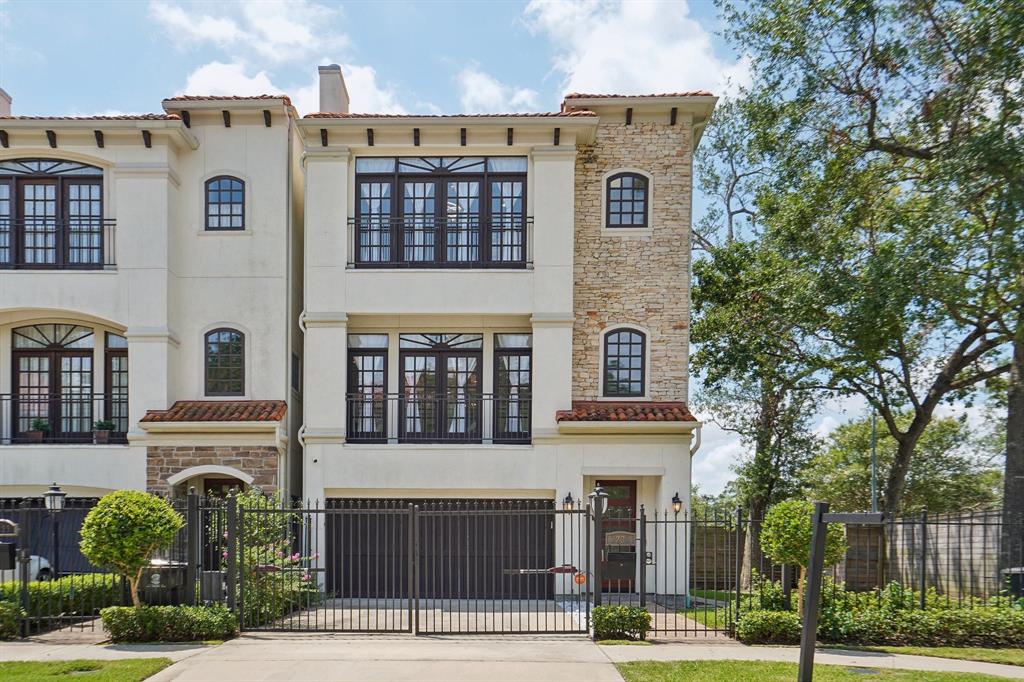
xmin=325 ymin=499 xmax=555 ymax=600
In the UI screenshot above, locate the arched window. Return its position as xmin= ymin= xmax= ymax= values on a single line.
xmin=205 ymin=328 xmax=245 ymax=396
xmin=205 ymin=176 xmax=245 ymax=231
xmin=605 ymin=172 xmax=649 ymax=228
xmin=603 ymin=328 xmax=646 ymax=397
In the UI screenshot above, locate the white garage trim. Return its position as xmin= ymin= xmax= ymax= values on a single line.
xmin=166 ymin=465 xmax=255 ymax=487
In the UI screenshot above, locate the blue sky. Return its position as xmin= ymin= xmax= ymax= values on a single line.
xmin=4 ymin=0 xmax=944 ymax=496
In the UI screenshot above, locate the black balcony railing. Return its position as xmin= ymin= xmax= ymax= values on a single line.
xmin=346 ymin=216 xmax=532 ymax=269
xmin=0 ymin=218 xmax=117 ymax=270
xmin=346 ymin=393 xmax=531 ymax=444
xmin=0 ymin=393 xmax=128 ymax=445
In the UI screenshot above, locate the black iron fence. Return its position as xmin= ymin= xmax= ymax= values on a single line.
xmin=4 ymin=493 xmax=1022 ymax=640
xmin=0 ymin=218 xmax=117 ymax=269
xmin=0 ymin=393 xmax=129 ymax=445
xmin=346 ymin=393 xmax=531 ymax=444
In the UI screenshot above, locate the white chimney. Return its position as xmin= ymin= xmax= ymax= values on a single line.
xmin=318 ymin=65 xmax=349 ymax=114
xmin=0 ymin=88 xmax=11 ymax=117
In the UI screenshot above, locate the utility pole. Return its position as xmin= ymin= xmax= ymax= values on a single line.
xmin=870 ymin=410 xmax=878 ymax=514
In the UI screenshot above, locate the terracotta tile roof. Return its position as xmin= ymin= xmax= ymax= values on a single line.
xmin=304 ymin=110 xmax=597 ymax=119
xmin=564 ymin=92 xmax=714 ymax=99
xmin=141 ymin=400 xmax=287 ymax=423
xmin=0 ymin=114 xmax=180 ymax=121
xmin=556 ymin=401 xmax=696 ymax=422
xmin=163 ymin=94 xmax=293 ymax=106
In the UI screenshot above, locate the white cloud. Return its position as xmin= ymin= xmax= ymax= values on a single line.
xmin=524 ymin=0 xmax=749 ymax=98
xmin=177 ymin=61 xmax=407 ymax=116
xmin=455 ymin=66 xmax=540 ymax=113
xmin=149 ymin=0 xmax=346 ymax=64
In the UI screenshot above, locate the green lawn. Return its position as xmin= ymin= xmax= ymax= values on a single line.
xmin=689 ymin=589 xmax=738 ymax=602
xmin=0 ymin=659 xmax=172 ymax=682
xmin=678 ymin=606 xmax=734 ymax=629
xmin=829 ymin=646 xmax=1024 ymax=667
xmin=615 ymin=660 xmax=1009 ymax=681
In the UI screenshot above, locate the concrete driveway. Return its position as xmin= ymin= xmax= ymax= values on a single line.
xmin=148 ymin=634 xmax=623 ymax=682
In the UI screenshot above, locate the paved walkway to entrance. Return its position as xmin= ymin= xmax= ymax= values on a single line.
xmin=4 ymin=635 xmax=1024 ymax=680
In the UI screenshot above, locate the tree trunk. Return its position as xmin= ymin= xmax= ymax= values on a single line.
xmin=740 ymin=499 xmax=767 ymax=591
xmin=1003 ymin=308 xmax=1024 ymax=570
xmin=881 ymin=412 xmax=933 ymax=514
xmin=129 ymin=569 xmax=142 ymax=608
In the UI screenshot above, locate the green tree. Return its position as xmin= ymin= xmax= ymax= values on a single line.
xmin=804 ymin=412 xmax=1002 ymax=514
xmin=80 ymin=490 xmax=183 ymax=607
xmin=760 ymin=499 xmax=848 ymax=613
xmin=709 ymin=0 xmax=1023 ymax=513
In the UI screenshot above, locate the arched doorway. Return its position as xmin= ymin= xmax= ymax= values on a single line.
xmin=10 ymin=323 xmax=126 ymax=443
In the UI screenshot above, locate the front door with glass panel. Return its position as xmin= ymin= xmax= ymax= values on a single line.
xmin=597 ymin=480 xmax=638 ymax=592
xmin=11 ymin=324 xmax=95 ymax=442
xmin=399 ymin=334 xmax=482 ymax=442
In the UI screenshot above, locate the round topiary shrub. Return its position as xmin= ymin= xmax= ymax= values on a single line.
xmin=80 ymin=490 xmax=183 ymax=607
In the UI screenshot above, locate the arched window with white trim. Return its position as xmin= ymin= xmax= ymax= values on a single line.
xmin=603 ymin=328 xmax=646 ymax=397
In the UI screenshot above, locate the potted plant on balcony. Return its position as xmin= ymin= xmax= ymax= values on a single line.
xmin=93 ymin=420 xmax=116 ymax=445
xmin=25 ymin=418 xmax=50 ymax=443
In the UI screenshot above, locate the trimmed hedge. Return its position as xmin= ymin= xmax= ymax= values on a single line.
xmin=735 ymin=609 xmax=801 ymax=644
xmin=0 ymin=600 xmax=23 ymax=640
xmin=101 ymin=605 xmax=238 ymax=643
xmin=593 ymin=604 xmax=652 ymax=641
xmin=0 ymin=573 xmax=122 ymax=620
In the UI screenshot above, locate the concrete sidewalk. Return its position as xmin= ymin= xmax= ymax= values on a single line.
xmin=4 ymin=635 xmax=1024 ymax=680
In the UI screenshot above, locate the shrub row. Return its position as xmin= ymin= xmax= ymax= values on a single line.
xmin=736 ymin=605 xmax=1024 ymax=647
xmin=0 ymin=573 xmax=122 ymax=620
xmin=0 ymin=600 xmax=23 ymax=640
xmin=593 ymin=604 xmax=652 ymax=640
xmin=101 ymin=605 xmax=238 ymax=643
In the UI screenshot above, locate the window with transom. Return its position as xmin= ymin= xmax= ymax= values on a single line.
xmin=205 ymin=328 xmax=245 ymax=396
xmin=605 ymin=172 xmax=649 ymax=228
xmin=205 ymin=176 xmax=245 ymax=231
xmin=603 ymin=328 xmax=646 ymax=397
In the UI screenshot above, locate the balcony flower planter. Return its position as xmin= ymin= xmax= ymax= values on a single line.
xmin=23 ymin=430 xmax=45 ymax=443
xmin=93 ymin=420 xmax=116 ymax=445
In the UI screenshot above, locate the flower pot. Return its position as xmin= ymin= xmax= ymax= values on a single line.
xmin=24 ymin=430 xmax=44 ymax=443
xmin=94 ymin=430 xmax=111 ymax=445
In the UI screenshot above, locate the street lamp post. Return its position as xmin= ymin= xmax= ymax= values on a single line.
xmin=42 ymin=483 xmax=66 ymax=578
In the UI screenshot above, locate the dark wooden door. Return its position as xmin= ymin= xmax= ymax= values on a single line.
xmin=597 ymin=480 xmax=638 ymax=591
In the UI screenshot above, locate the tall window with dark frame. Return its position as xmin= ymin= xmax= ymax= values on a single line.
xmin=205 ymin=176 xmax=245 ymax=231
xmin=494 ymin=334 xmax=532 ymax=443
xmin=0 ymin=159 xmax=107 ymax=269
xmin=603 ymin=328 xmax=646 ymax=397
xmin=204 ymin=328 xmax=245 ymax=396
xmin=347 ymin=334 xmax=388 ymax=442
xmin=353 ymin=156 xmax=528 ymax=268
xmin=399 ymin=333 xmax=482 ymax=442
xmin=104 ymin=333 xmax=129 ymax=436
xmin=605 ymin=172 xmax=649 ymax=228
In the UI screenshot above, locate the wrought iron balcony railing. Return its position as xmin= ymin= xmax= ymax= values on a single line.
xmin=346 ymin=216 xmax=533 ymax=269
xmin=0 ymin=393 xmax=128 ymax=445
xmin=0 ymin=218 xmax=117 ymax=270
xmin=346 ymin=393 xmax=531 ymax=444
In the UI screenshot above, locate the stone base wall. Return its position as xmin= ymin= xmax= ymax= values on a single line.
xmin=572 ymin=121 xmax=692 ymax=401
xmin=146 ymin=445 xmax=279 ymax=495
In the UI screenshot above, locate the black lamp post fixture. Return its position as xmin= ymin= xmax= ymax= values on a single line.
xmin=43 ymin=483 xmax=66 ymax=578
xmin=672 ymin=492 xmax=683 ymax=515
xmin=562 ymin=492 xmax=575 ymax=511
xmin=589 ymin=485 xmax=609 ymax=514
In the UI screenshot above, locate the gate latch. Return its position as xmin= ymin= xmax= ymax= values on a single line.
xmin=644 ymin=551 xmax=654 ymax=566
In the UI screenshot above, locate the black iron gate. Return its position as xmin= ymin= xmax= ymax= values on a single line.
xmin=232 ymin=498 xmax=592 ymax=634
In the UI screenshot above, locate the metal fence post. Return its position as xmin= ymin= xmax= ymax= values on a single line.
xmin=797 ymin=501 xmax=830 ymax=682
xmin=184 ymin=493 xmax=198 ymax=605
xmin=409 ymin=503 xmax=418 ymax=635
xmin=639 ymin=505 xmax=647 ymax=607
xmin=919 ymin=510 xmax=928 ymax=609
xmin=734 ymin=506 xmax=743 ymax=626
xmin=18 ymin=501 xmax=32 ymax=638
xmin=593 ymin=493 xmax=604 ymax=607
xmin=226 ymin=494 xmax=238 ymax=614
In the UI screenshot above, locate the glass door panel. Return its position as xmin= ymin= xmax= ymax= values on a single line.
xmin=445 ymin=180 xmax=479 ymax=263
xmin=15 ymin=355 xmax=50 ymax=437
xmin=348 ymin=352 xmax=387 ymax=440
xmin=20 ymin=181 xmax=57 ymax=265
xmin=357 ymin=181 xmax=392 ymax=263
xmin=67 ymin=181 xmax=102 ymax=265
xmin=401 ymin=181 xmax=436 ymax=263
xmin=445 ymin=355 xmax=480 ymax=440
xmin=59 ymin=355 xmax=93 ymax=436
xmin=490 ymin=180 xmax=525 ymax=263
xmin=106 ymin=352 xmax=129 ymax=433
xmin=0 ymin=182 xmax=10 ymax=265
xmin=401 ymin=355 xmax=437 ymax=439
